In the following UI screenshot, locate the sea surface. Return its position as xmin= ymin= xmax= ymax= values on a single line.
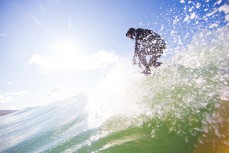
xmin=0 ymin=25 xmax=229 ymax=153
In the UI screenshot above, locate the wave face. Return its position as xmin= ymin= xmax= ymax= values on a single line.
xmin=0 ymin=25 xmax=228 ymax=153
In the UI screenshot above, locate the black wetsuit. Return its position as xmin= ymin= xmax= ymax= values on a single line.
xmin=133 ymin=28 xmax=166 ymax=68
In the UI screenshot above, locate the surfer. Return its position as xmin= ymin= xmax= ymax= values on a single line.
xmin=126 ymin=28 xmax=166 ymax=75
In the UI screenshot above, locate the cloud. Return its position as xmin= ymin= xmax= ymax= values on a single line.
xmin=0 ymin=94 xmax=12 ymax=103
xmin=0 ymin=91 xmax=28 ymax=103
xmin=28 ymin=49 xmax=119 ymax=74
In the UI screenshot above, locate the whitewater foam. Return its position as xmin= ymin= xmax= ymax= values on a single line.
xmin=86 ymin=60 xmax=150 ymax=128
xmin=86 ymin=25 xmax=229 ymax=140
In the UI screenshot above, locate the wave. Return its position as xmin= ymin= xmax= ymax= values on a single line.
xmin=0 ymin=25 xmax=229 ymax=153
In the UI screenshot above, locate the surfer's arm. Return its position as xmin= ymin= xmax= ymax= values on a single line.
xmin=134 ymin=40 xmax=141 ymax=55
xmin=132 ymin=40 xmax=140 ymax=65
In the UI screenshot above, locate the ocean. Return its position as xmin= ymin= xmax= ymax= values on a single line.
xmin=0 ymin=25 xmax=229 ymax=153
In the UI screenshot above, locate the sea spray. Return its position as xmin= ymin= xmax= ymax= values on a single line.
xmin=83 ymin=25 xmax=229 ymax=153
xmin=0 ymin=26 xmax=228 ymax=153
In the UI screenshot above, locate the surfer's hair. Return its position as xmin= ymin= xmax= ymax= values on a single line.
xmin=126 ymin=28 xmax=136 ymax=38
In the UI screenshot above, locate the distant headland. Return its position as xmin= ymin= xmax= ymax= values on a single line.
xmin=0 ymin=110 xmax=18 ymax=116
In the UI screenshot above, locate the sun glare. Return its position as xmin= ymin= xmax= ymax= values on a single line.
xmin=48 ymin=40 xmax=81 ymax=57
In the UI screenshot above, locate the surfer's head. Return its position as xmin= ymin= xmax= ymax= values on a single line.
xmin=126 ymin=28 xmax=136 ymax=39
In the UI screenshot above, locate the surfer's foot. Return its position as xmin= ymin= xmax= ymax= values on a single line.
xmin=141 ymin=67 xmax=151 ymax=75
xmin=153 ymin=62 xmax=162 ymax=67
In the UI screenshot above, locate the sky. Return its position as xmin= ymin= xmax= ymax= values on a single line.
xmin=0 ymin=0 xmax=228 ymax=110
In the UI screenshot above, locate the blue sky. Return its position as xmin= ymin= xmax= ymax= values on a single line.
xmin=0 ymin=0 xmax=228 ymax=109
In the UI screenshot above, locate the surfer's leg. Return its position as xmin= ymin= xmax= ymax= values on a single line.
xmin=138 ymin=54 xmax=151 ymax=74
xmin=148 ymin=55 xmax=157 ymax=67
xmin=149 ymin=55 xmax=163 ymax=67
xmin=149 ymin=48 xmax=163 ymax=67
xmin=138 ymin=54 xmax=148 ymax=68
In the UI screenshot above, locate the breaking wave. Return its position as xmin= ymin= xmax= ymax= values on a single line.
xmin=0 ymin=24 xmax=228 ymax=153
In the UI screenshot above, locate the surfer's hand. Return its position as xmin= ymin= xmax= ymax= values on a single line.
xmin=132 ymin=56 xmax=137 ymax=65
